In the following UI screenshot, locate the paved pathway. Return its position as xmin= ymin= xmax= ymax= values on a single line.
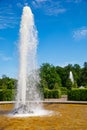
xmin=45 ymin=95 xmax=67 ymax=102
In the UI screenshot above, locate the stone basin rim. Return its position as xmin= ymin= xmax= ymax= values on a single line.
xmin=0 ymin=101 xmax=87 ymax=104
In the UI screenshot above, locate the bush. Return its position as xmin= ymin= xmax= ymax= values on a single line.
xmin=44 ymin=88 xmax=61 ymax=98
xmin=68 ymin=88 xmax=87 ymax=101
xmin=61 ymin=87 xmax=68 ymax=95
xmin=0 ymin=89 xmax=15 ymax=101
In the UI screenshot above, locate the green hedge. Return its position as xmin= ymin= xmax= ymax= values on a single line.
xmin=61 ymin=87 xmax=68 ymax=95
xmin=68 ymin=88 xmax=87 ymax=101
xmin=0 ymin=88 xmax=62 ymax=101
xmin=44 ymin=88 xmax=61 ymax=98
xmin=0 ymin=89 xmax=15 ymax=101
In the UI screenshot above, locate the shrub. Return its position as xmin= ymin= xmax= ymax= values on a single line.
xmin=44 ymin=88 xmax=61 ymax=98
xmin=53 ymin=89 xmax=61 ymax=98
xmin=68 ymin=88 xmax=87 ymax=101
xmin=61 ymin=87 xmax=68 ymax=95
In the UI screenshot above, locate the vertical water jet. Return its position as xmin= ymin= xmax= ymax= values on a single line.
xmin=9 ymin=5 xmax=52 ymax=117
xmin=12 ymin=5 xmax=43 ymax=115
xmin=69 ymin=71 xmax=74 ymax=84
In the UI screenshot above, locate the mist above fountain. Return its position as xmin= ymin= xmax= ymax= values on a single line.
xmin=10 ymin=5 xmax=50 ymax=117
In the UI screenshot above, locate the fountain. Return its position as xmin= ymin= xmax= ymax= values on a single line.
xmin=10 ymin=5 xmax=51 ymax=117
xmin=0 ymin=4 xmax=86 ymax=129
xmin=69 ymin=71 xmax=74 ymax=84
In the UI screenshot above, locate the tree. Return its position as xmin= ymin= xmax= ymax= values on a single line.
xmin=56 ymin=66 xmax=64 ymax=86
xmin=73 ymin=64 xmax=81 ymax=86
xmin=40 ymin=63 xmax=61 ymax=90
xmin=80 ymin=62 xmax=87 ymax=86
xmin=0 ymin=75 xmax=16 ymax=89
xmin=66 ymin=78 xmax=72 ymax=90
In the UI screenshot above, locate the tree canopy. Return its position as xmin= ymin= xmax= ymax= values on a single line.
xmin=1 ymin=62 xmax=87 ymax=90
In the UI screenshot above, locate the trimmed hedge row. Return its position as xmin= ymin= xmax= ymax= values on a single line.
xmin=44 ymin=88 xmax=61 ymax=98
xmin=0 ymin=89 xmax=15 ymax=101
xmin=0 ymin=88 xmax=61 ymax=101
xmin=68 ymin=88 xmax=87 ymax=101
xmin=61 ymin=87 xmax=68 ymax=95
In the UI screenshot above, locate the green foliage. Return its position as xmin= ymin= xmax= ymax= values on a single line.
xmin=56 ymin=66 xmax=67 ymax=88
xmin=79 ymin=62 xmax=87 ymax=86
xmin=61 ymin=87 xmax=68 ymax=95
xmin=73 ymin=64 xmax=81 ymax=86
xmin=56 ymin=63 xmax=86 ymax=89
xmin=66 ymin=79 xmax=73 ymax=90
xmin=40 ymin=63 xmax=62 ymax=90
xmin=68 ymin=88 xmax=87 ymax=101
xmin=54 ymin=83 xmax=60 ymax=89
xmin=0 ymin=89 xmax=15 ymax=101
xmin=0 ymin=75 xmax=17 ymax=89
xmin=44 ymin=88 xmax=61 ymax=98
xmin=1 ymin=62 xmax=87 ymax=100
xmin=72 ymin=81 xmax=78 ymax=88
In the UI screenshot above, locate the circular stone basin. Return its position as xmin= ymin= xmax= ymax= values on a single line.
xmin=0 ymin=103 xmax=87 ymax=129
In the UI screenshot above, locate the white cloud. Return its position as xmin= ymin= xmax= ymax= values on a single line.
xmin=73 ymin=27 xmax=87 ymax=40
xmin=35 ymin=0 xmax=48 ymax=2
xmin=32 ymin=0 xmax=50 ymax=8
xmin=46 ymin=8 xmax=66 ymax=16
xmin=0 ymin=4 xmax=19 ymax=30
xmin=32 ymin=0 xmax=66 ymax=16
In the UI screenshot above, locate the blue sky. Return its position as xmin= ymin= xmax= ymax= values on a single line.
xmin=0 ymin=0 xmax=87 ymax=78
